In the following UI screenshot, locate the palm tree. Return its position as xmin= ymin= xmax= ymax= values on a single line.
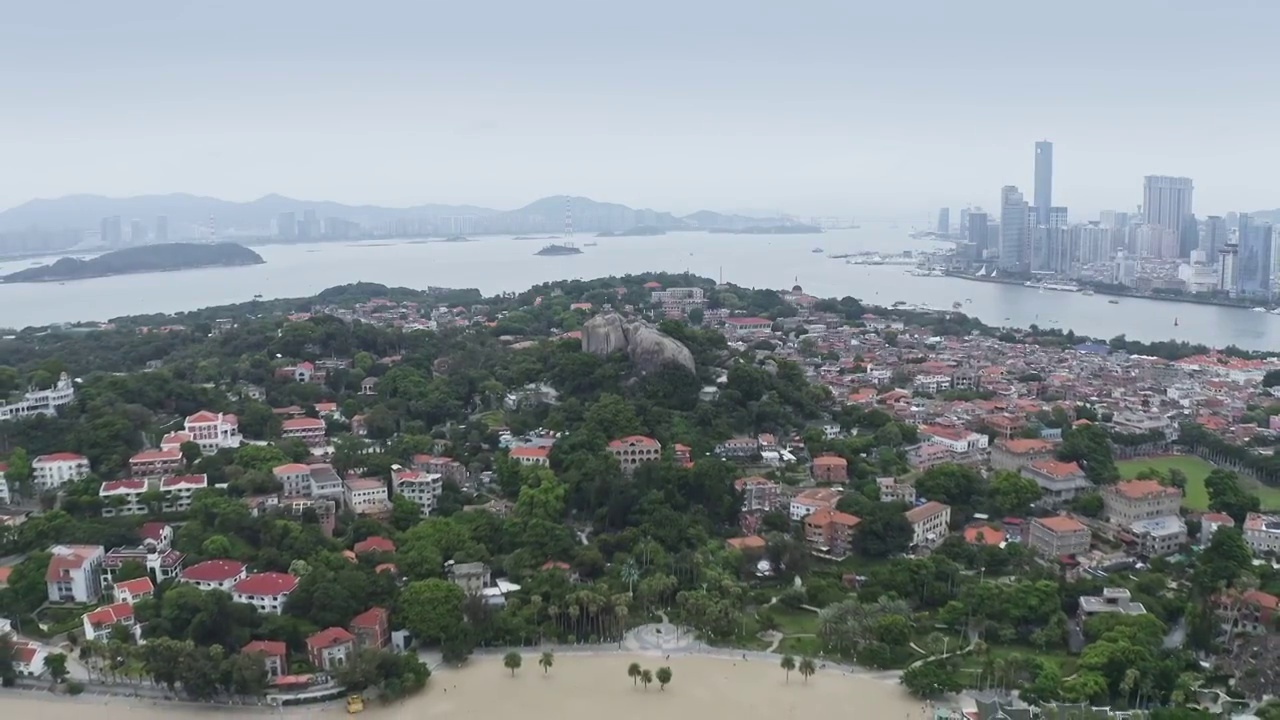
xmin=539 ymin=651 xmax=554 ymax=675
xmin=780 ymin=654 xmax=796 ymax=683
xmin=621 ymin=559 xmax=641 ymax=595
xmin=656 ymin=666 xmax=672 ymax=691
xmin=640 ymin=668 xmax=654 ymax=690
xmin=798 ymin=657 xmax=816 ymax=684
xmin=504 ymin=651 xmax=523 ymax=677
xmin=1120 ymin=668 xmax=1140 ymax=708
xmin=628 ymin=662 xmax=642 ymax=686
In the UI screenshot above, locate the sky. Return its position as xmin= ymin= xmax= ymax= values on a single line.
xmin=2 ymin=0 xmax=1278 ymax=220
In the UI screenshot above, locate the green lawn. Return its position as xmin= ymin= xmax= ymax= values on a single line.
xmin=769 ymin=607 xmax=820 ymax=635
xmin=1117 ymin=456 xmax=1214 ymax=510
xmin=1117 ymin=455 xmax=1280 ymax=511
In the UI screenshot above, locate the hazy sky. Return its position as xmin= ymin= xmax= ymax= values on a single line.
xmin=3 ymin=1 xmax=1277 ymax=219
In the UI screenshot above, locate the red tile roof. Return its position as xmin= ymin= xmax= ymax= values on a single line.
xmin=812 ymin=454 xmax=848 ymax=467
xmin=130 ymin=448 xmax=182 ymax=463
xmin=1111 ymin=479 xmax=1179 ymax=500
xmin=509 ymin=446 xmax=550 ymax=459
xmin=1035 ymin=515 xmax=1087 ymax=533
xmin=233 ymin=572 xmax=298 ymax=597
xmin=282 ymin=417 xmax=325 ymax=430
xmin=350 ymin=607 xmax=388 ymax=630
xmin=35 ymin=452 xmax=88 ymax=464
xmin=306 ymin=626 xmax=355 ymax=651
xmin=1028 ymin=459 xmax=1083 ymax=479
xmin=353 ymin=536 xmax=396 ymax=554
xmin=243 ymin=640 xmax=287 ymax=657
xmin=161 ymin=474 xmax=208 ymax=489
xmin=182 ymin=559 xmax=247 ymax=583
xmin=101 ymin=479 xmax=147 ymax=493
xmin=45 ymin=546 xmax=101 ymax=582
xmin=273 ymin=463 xmax=311 ymax=475
xmin=85 ymin=601 xmax=134 ymax=628
xmin=905 ymin=501 xmax=949 ymax=524
xmin=114 ymin=576 xmax=154 ymax=598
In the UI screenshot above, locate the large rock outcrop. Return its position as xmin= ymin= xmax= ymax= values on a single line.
xmin=582 ymin=313 xmax=695 ymax=375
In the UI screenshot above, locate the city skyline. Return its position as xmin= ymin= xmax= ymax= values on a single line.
xmin=3 ymin=2 xmax=1280 ymax=218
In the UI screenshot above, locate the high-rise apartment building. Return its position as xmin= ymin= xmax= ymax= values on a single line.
xmin=1034 ymin=141 xmax=1053 ymax=226
xmin=129 ymin=219 xmax=147 ymax=245
xmin=999 ymin=186 xmax=1029 ymax=272
xmin=937 ymin=208 xmax=950 ymax=235
xmin=100 ymin=216 xmax=122 ymax=247
xmin=967 ymin=211 xmax=989 ymax=257
xmin=959 ymin=208 xmax=970 ymax=238
xmin=1237 ymin=214 xmax=1274 ymax=298
xmin=1142 ymin=175 xmax=1193 ymax=235
xmin=1049 ymin=207 xmax=1068 ymax=229
xmin=1075 ymin=223 xmax=1113 ymax=265
xmin=1202 ymin=216 xmax=1227 ymax=260
xmin=155 ymin=216 xmax=169 ymax=243
xmin=1179 ymin=214 xmax=1200 ymax=259
xmin=1219 ymin=240 xmax=1239 ymax=295
xmin=277 ymin=212 xmax=297 ymax=239
xmin=303 ymin=210 xmax=320 ymax=239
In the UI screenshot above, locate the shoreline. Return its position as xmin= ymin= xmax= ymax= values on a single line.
xmin=944 ymin=271 xmax=1262 ymax=312
xmin=0 ymin=260 xmax=266 ymax=285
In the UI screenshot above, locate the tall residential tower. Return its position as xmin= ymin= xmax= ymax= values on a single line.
xmin=999 ymin=186 xmax=1029 ymax=272
xmin=1034 ymin=141 xmax=1052 ymax=226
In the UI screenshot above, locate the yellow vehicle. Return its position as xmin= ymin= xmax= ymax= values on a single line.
xmin=346 ymin=694 xmax=365 ymax=714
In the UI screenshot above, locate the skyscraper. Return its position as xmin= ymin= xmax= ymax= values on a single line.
xmin=1048 ymin=207 xmax=1068 ymax=229
xmin=303 ymin=209 xmax=320 ymax=238
xmin=1178 ymin=214 xmax=1200 ymax=258
xmin=155 ymin=216 xmax=169 ymax=243
xmin=967 ymin=211 xmax=989 ymax=258
xmin=1142 ymin=176 xmax=1194 ymax=234
xmin=999 ymin=186 xmax=1028 ymax=271
xmin=1034 ymin=141 xmax=1052 ymax=226
xmin=129 ymin=219 xmax=146 ymax=245
xmin=1237 ymin=214 xmax=1273 ymax=298
xmin=1202 ymin=216 xmax=1226 ymax=260
xmin=100 ymin=216 xmax=122 ymax=247
xmin=277 ymin=212 xmax=297 ymax=239
xmin=959 ymin=208 xmax=970 ymax=238
xmin=937 ymin=208 xmax=950 ymax=235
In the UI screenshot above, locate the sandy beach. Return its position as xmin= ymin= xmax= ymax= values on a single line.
xmin=0 ymin=653 xmax=923 ymax=720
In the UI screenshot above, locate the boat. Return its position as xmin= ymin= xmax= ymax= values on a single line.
xmin=1023 ymin=280 xmax=1082 ymax=292
xmin=1108 ymin=299 xmax=1120 ymax=305
xmin=1174 ymin=318 xmax=1179 ymax=326
xmin=534 ymin=243 xmax=582 ymax=256
xmin=1082 ymin=290 xmax=1095 ymax=296
xmin=812 ymin=248 xmax=824 ymax=253
xmin=346 ymin=694 xmax=365 ymax=714
xmin=583 ymin=241 xmax=598 ymax=247
xmin=444 ymin=235 xmax=473 ymax=243
xmin=1253 ymin=307 xmax=1268 ymax=312
xmin=1269 ymin=308 xmax=1280 ymax=316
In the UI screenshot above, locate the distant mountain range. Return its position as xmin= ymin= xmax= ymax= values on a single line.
xmin=0 ymin=193 xmax=793 ymax=236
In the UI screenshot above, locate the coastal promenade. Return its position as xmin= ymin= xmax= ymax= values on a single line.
xmin=0 ymin=615 xmax=906 ymax=714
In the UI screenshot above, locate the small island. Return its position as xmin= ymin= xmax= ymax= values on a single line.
xmin=596 ymin=225 xmax=666 ymax=237
xmin=1 ymin=242 xmax=265 ymax=283
xmin=708 ymin=224 xmax=823 ymax=234
xmin=443 ymin=236 xmax=476 ymax=243
xmin=534 ymin=243 xmax=583 ymax=256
